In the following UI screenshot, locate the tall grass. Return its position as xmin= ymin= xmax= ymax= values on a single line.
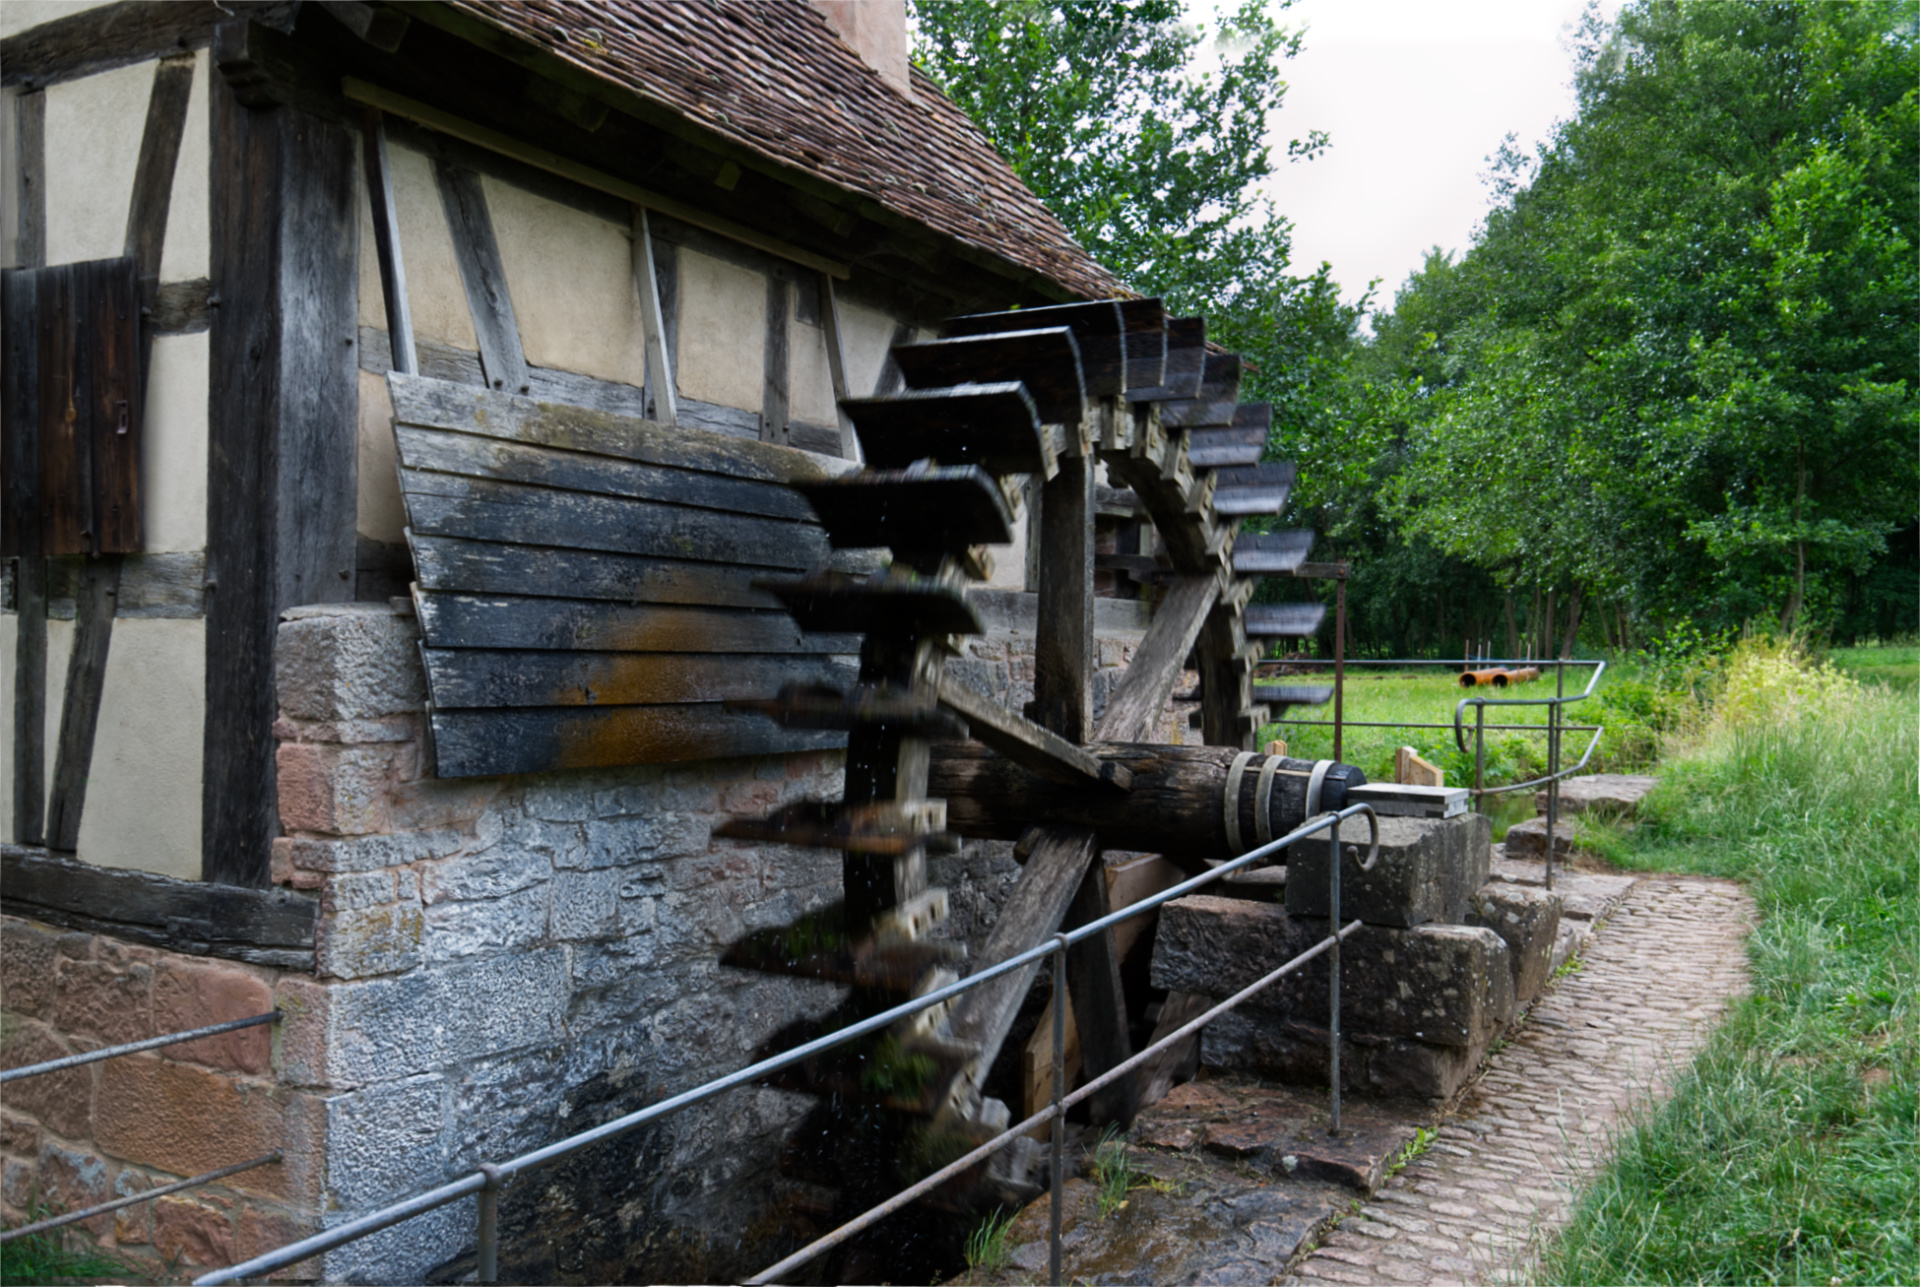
xmin=1542 ymin=640 xmax=1919 ymax=1284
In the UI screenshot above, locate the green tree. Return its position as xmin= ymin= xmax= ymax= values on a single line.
xmin=1381 ymin=0 xmax=1918 ymax=640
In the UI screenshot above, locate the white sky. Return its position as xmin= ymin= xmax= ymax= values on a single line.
xmin=1246 ymin=0 xmax=1617 ymax=316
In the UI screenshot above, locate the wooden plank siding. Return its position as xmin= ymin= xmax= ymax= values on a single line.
xmin=389 ymin=374 xmax=865 ymax=777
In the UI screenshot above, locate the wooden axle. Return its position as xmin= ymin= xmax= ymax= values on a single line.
xmin=928 ymin=743 xmax=1368 ymax=864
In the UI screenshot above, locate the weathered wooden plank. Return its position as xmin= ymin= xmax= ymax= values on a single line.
xmin=1211 ymin=461 xmax=1297 ymax=517
xmin=44 ymin=551 xmax=205 ymax=618
xmin=1118 ymin=297 xmax=1167 ymax=393
xmin=1244 ymin=603 xmax=1326 ymax=637
xmin=428 ymin=703 xmax=845 ymax=778
xmin=408 ymin=533 xmax=787 ymax=608
xmin=890 ymin=327 xmax=1086 ymax=428
xmin=1096 ymin=574 xmax=1220 ymax=742
xmin=1065 ymin=857 xmax=1137 ymax=1126
xmin=1232 ymin=530 xmax=1315 ymax=574
xmin=946 ymin=828 xmax=1100 ymax=1110
xmin=393 ymin=424 xmax=818 ymax=522
xmin=1 ymin=845 xmax=315 ymax=966
xmin=124 ymin=53 xmax=196 ymax=282
xmin=85 ymin=259 xmax=142 ymax=555
xmin=946 ymin=300 xmax=1125 ymax=398
xmin=414 ymin=591 xmax=860 ymax=655
xmin=1253 ymin=683 xmax=1333 ymax=710
xmin=1033 ymin=452 xmax=1094 ymax=741
xmin=401 ymin=475 xmax=833 ymax=571
xmin=421 ymin=648 xmax=858 ymax=710
xmin=936 ymin=676 xmax=1129 ymax=793
xmin=1186 ymin=425 xmax=1265 ymax=469
xmin=317 ymin=0 xmax=410 ymax=52
xmin=760 ymin=571 xmax=982 ymax=638
xmin=1162 ymin=315 xmax=1205 ymax=397
xmin=843 ymin=383 xmax=1054 ymax=477
xmin=434 ymin=160 xmax=529 ymax=396
xmin=34 ymin=264 xmax=88 ymax=555
xmin=9 ymin=556 xmax=47 ymax=846
xmin=633 ymin=208 xmax=678 ymax=426
xmin=1159 ymin=351 xmax=1245 ymax=428
xmin=386 ymin=372 xmax=857 ymax=487
xmin=152 ymin=278 xmax=212 ymax=335
xmin=791 ymin=466 xmax=1012 ymax=554
xmin=0 ymin=2 xmax=297 ymax=89
xmin=361 ymin=107 xmax=416 ymax=375
xmin=13 ymin=90 xmax=46 ymax=268
xmin=46 ymin=557 xmax=119 ymax=851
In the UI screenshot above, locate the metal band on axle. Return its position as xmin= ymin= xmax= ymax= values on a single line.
xmin=1304 ymin=758 xmax=1334 ymax=818
xmin=1223 ymin=751 xmax=1258 ymax=853
xmin=1253 ymin=756 xmax=1282 ymax=845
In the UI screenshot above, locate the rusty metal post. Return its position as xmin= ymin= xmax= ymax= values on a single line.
xmin=1474 ymin=703 xmax=1486 ymax=816
xmin=1333 ymin=572 xmax=1347 ymax=763
xmin=476 ymin=1163 xmax=503 ymax=1283
xmin=1049 ymin=934 xmax=1069 ymax=1286
xmin=1327 ymin=812 xmax=1343 ymax=1136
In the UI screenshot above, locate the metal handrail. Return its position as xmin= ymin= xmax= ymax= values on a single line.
xmin=0 ymin=1011 xmax=280 ymax=1084
xmin=0 ymin=1154 xmax=283 ymax=1245
xmin=197 ymin=800 xmax=1383 ymax=1287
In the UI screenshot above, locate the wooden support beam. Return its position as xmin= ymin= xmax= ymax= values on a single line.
xmin=818 ymin=273 xmax=858 ymax=460
xmin=0 ymin=1 xmax=298 ymax=90
xmin=433 ymin=160 xmax=528 ymax=395
xmin=11 ymin=89 xmax=45 ymax=267
xmin=760 ymin=273 xmax=789 ymax=445
xmin=1096 ymin=574 xmax=1220 ymax=742
xmin=46 ymin=559 xmax=119 ymax=850
xmin=1032 ymin=451 xmax=1094 ymax=740
xmin=1066 ymin=854 xmax=1138 ymax=1126
xmin=632 ymin=208 xmax=677 ymax=425
xmin=205 ymin=68 xmax=359 ymax=886
xmin=935 ymin=676 xmax=1129 ymax=793
xmin=361 ymin=106 xmax=416 ymax=375
xmin=3 ymin=265 xmax=46 ymax=845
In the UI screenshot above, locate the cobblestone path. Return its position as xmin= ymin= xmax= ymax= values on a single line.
xmin=1283 ymin=875 xmax=1756 ymax=1286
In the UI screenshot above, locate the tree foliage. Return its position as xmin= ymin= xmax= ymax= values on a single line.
xmin=1379 ymin=0 xmax=1918 ymax=640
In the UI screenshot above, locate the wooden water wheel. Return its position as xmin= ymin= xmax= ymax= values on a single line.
xmin=717 ymin=298 xmax=1353 ymax=1223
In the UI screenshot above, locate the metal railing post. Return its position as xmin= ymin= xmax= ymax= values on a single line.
xmin=1327 ymin=811 xmax=1343 ymax=1136
xmin=1332 ymin=573 xmax=1346 ymax=762
xmin=1546 ymin=689 xmax=1561 ymax=891
xmin=476 ymin=1163 xmax=503 ymax=1283
xmin=1048 ymin=934 xmax=1069 ymax=1287
xmin=1473 ymin=702 xmax=1486 ymax=816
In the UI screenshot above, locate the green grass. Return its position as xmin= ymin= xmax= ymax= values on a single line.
xmin=1539 ymin=643 xmax=1919 ymax=1285
xmin=0 ymin=1211 xmax=144 ymax=1284
xmin=1088 ymin=1126 xmax=1136 ymax=1219
xmin=1827 ymin=640 xmax=1919 ymax=691
xmin=962 ymin=1206 xmax=1016 ymax=1276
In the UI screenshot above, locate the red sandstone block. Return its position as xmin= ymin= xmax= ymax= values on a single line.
xmin=114 ymin=1170 xmax=153 ymax=1245
xmin=270 ymin=978 xmax=331 ymax=1089
xmin=275 ymin=743 xmax=394 ymax=836
xmin=95 ymin=1058 xmax=320 ymax=1205
xmin=38 ymin=1141 xmax=113 ymax=1236
xmin=154 ymin=1195 xmax=236 ymax=1268
xmin=152 ymin=960 xmax=273 ymax=1074
xmin=53 ymin=958 xmax=154 ymax=1045
xmin=235 ymin=1204 xmax=322 ymax=1281
xmin=271 ymin=838 xmax=295 ymax=886
xmin=0 ymin=1020 xmax=93 ymax=1139
xmin=1 ymin=1111 xmax=39 ymax=1157
xmin=0 ymin=917 xmax=61 ymax=1018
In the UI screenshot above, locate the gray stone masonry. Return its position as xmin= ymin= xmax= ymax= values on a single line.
xmin=1151 ymin=896 xmax=1516 ymax=1050
xmin=1534 ymin=773 xmax=1658 ymax=818
xmin=1503 ymin=815 xmax=1578 ymax=859
xmin=1287 ymin=813 xmax=1492 ymax=928
xmin=1280 ymin=876 xmax=1753 ymax=1286
xmin=1466 ymin=883 xmax=1562 ymax=1005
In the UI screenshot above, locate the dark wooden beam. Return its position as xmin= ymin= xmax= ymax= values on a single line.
xmin=2 ymin=845 xmax=316 ymax=969
xmin=4 ymin=101 xmax=45 ymax=844
xmin=1096 ymin=574 xmax=1221 ymax=742
xmin=360 ymin=107 xmax=416 ymax=375
xmin=0 ymin=1 xmax=298 ymax=90
xmin=45 ymin=560 xmax=118 ymax=850
xmin=12 ymin=89 xmax=45 ymax=266
xmin=1032 ymin=451 xmax=1094 ymax=740
xmin=433 ymin=160 xmax=528 ymax=395
xmin=935 ymin=676 xmax=1130 ymax=793
xmin=761 ymin=274 xmax=790 ymax=445
xmin=204 ymin=54 xmax=359 ymax=887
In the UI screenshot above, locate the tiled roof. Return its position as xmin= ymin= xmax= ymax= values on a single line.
xmin=450 ymin=0 xmax=1123 ymax=301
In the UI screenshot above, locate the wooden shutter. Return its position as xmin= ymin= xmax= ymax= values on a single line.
xmin=1 ymin=256 xmax=142 ymax=557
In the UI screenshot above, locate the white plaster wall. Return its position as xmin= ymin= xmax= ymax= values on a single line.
xmin=157 ymin=50 xmax=210 ymax=283
xmin=356 ymin=143 xmax=478 ymax=351
xmin=74 ymin=618 xmax=204 ymax=878
xmin=483 ymin=177 xmax=646 ymax=387
xmin=789 ymin=311 xmax=838 ymax=428
xmin=0 ymin=618 xmax=73 ymax=846
xmin=984 ymin=492 xmax=1031 ymax=590
xmin=44 ymin=59 xmax=151 ymax=265
xmin=837 ymin=297 xmax=902 ymax=398
xmin=675 ymin=249 xmax=765 ymax=412
xmin=357 ymin=370 xmax=406 ymax=543
xmin=142 ymin=331 xmax=209 ymax=552
xmin=0 ymin=0 xmax=111 ymax=39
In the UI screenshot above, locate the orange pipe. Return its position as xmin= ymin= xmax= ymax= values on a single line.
xmin=1459 ymin=669 xmax=1505 ymax=688
xmin=1491 ymin=667 xmax=1540 ymax=687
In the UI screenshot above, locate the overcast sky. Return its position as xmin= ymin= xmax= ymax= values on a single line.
xmin=1250 ymin=0 xmax=1618 ymax=316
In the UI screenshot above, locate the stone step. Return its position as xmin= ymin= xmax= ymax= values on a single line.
xmin=1536 ymin=772 xmax=1659 ymax=817
xmin=1466 ymin=882 xmax=1562 ymax=1004
xmin=1284 ymin=811 xmax=1490 ymax=928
